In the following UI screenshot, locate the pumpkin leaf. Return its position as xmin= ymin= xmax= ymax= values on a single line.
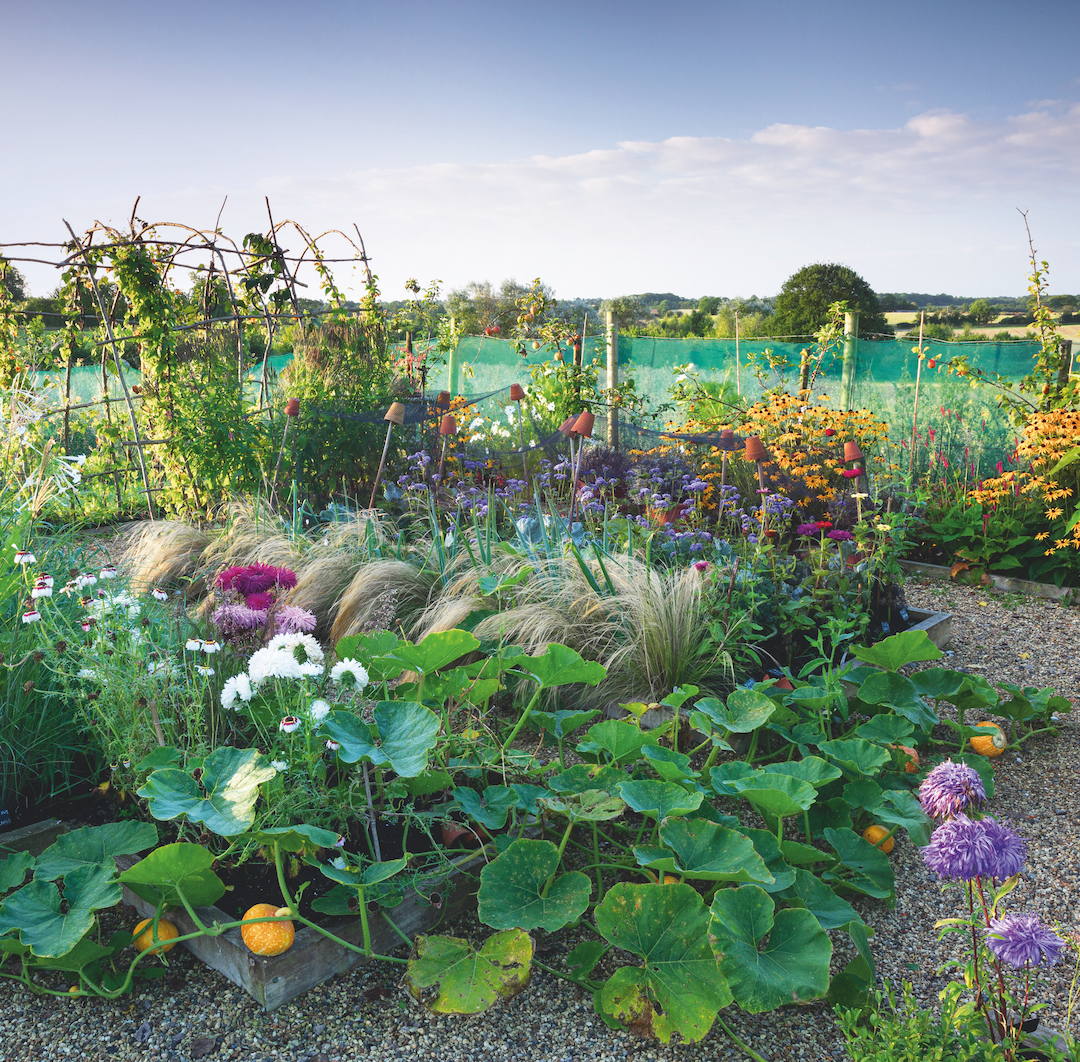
xmin=849 ymin=630 xmax=943 ymax=671
xmin=816 ymin=738 xmax=891 ymax=779
xmin=616 ymin=780 xmax=704 ymax=821
xmin=34 ymin=822 xmax=159 ymax=881
xmin=778 ymin=868 xmax=864 ymax=931
xmin=733 ymin=829 xmax=796 ymax=893
xmin=539 ymin=789 xmax=626 ymax=823
xmin=388 ymin=629 xmax=480 ymax=675
xmin=0 ymin=851 xmax=35 ymax=894
xmin=453 ymin=786 xmax=519 ymax=831
xmin=406 ymin=929 xmax=534 ymax=1014
xmin=576 ymin=720 xmax=658 ymax=767
xmin=874 ymin=790 xmax=932 ymax=847
xmin=243 ymin=824 xmax=344 ymax=855
xmin=319 ymin=702 xmax=440 ymax=778
xmin=527 ymin=709 xmax=599 ymax=739
xmin=595 ymin=882 xmax=731 ymax=1044
xmin=477 ymin=839 xmax=591 ymax=932
xmin=909 ymin=668 xmax=967 ymax=702
xmin=118 ymin=842 xmax=226 ymax=909
xmin=726 ymin=775 xmax=818 ymax=821
xmin=137 ymin=747 xmax=276 ymax=836
xmin=708 ymin=761 xmax=757 ymax=797
xmin=760 ymin=756 xmax=842 ymax=789
xmin=821 ymin=827 xmax=895 ymax=900
xmin=641 ymin=744 xmax=697 ymax=784
xmin=507 ymin=643 xmax=606 ymax=690
xmin=708 ymin=884 xmax=832 ymax=1013
xmin=644 ymin=818 xmax=775 ymax=884
xmin=0 ymin=863 xmax=120 ymax=957
xmin=692 ymin=690 xmax=775 ymax=734
xmin=854 ymin=716 xmax=916 ymax=745
xmin=856 ymin=672 xmax=938 ymax=735
xmin=547 ymin=763 xmax=627 ymax=795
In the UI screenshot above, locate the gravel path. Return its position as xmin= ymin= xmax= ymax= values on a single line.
xmin=2 ymin=576 xmax=1079 ymax=1062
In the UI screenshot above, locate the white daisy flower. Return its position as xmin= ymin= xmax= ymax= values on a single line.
xmin=77 ymin=668 xmax=97 ymax=680
xmin=309 ymin=699 xmax=332 ymax=723
xmin=325 ymin=739 xmax=341 ymax=751
xmin=201 ymin=639 xmax=221 ymax=654
xmin=13 ymin=549 xmax=36 ymax=565
xmin=196 ymin=666 xmax=215 ymax=677
xmin=279 ymin=716 xmax=301 ymax=733
xmin=21 ymin=609 xmax=41 ymax=623
xmin=330 ymin=658 xmax=370 ymax=690
xmin=99 ymin=566 xmax=118 ymax=580
xmin=151 ymin=588 xmax=168 ymax=602
xmin=186 ymin=638 xmax=205 ymax=652
xmin=75 ymin=573 xmax=97 ymax=589
xmin=31 ymin=582 xmax=53 ymax=599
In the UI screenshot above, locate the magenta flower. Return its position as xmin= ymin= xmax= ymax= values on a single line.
xmin=245 ymin=591 xmax=274 ymax=611
xmin=827 ymin=529 xmax=853 ymax=541
xmin=840 ymin=468 xmax=863 ymax=479
xmin=797 ymin=522 xmax=819 ymax=536
xmin=986 ymin=915 xmax=1065 ymax=968
xmin=919 ymin=760 xmax=987 ymax=820
xmin=923 ymin=814 xmax=1027 ymax=882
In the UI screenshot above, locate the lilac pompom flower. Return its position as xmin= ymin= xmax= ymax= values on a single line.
xmin=922 ymin=813 xmax=1027 ymax=882
xmin=919 ymin=759 xmax=987 ymax=820
xmin=797 ymin=522 xmax=819 ymax=536
xmin=986 ymin=914 xmax=1066 ymax=968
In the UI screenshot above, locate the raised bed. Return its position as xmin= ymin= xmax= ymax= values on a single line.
xmin=900 ymin=559 xmax=1080 ymax=606
xmin=0 ymin=818 xmax=69 ymax=858
xmin=116 ymin=850 xmax=485 ymax=1011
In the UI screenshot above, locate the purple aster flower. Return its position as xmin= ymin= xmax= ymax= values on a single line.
xmin=919 ymin=760 xmax=987 ymax=820
xmin=797 ymin=522 xmax=819 ymax=536
xmin=827 ymin=529 xmax=854 ymax=541
xmin=986 ymin=914 xmax=1065 ymax=968
xmin=212 ymin=602 xmax=269 ymax=635
xmin=273 ymin=605 xmax=317 ymax=635
xmin=923 ymin=814 xmax=1027 ymax=882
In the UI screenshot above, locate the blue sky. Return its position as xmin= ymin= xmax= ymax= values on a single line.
xmin=3 ymin=0 xmax=1079 ymax=301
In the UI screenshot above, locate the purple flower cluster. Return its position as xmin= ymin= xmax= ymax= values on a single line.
xmin=216 ymin=562 xmax=298 ymax=599
xmin=922 ymin=813 xmax=1027 ymax=882
xmin=919 ymin=760 xmax=987 ymax=820
xmin=986 ymin=914 xmax=1066 ymax=969
xmin=827 ymin=529 xmax=854 ymax=541
xmin=212 ymin=562 xmax=310 ymax=649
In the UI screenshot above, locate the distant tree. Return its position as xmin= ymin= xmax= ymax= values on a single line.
xmin=447 ymin=278 xmax=552 ymax=335
xmin=600 ymin=295 xmax=646 ymax=332
xmin=878 ymin=293 xmax=918 ymax=312
xmin=966 ymin=299 xmax=996 ymax=325
xmin=697 ymin=296 xmax=721 ymax=315
xmin=768 ymin=263 xmax=891 ymax=338
xmin=1 ymin=260 xmax=27 ymax=302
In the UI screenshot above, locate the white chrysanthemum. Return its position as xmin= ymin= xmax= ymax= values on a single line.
xmin=221 ymin=672 xmax=253 ymax=710
xmin=267 ymin=631 xmax=324 ymax=666
xmin=248 ymin=646 xmax=304 ymax=685
xmin=77 ymin=667 xmax=97 ymax=680
xmin=330 ymin=658 xmax=370 ymax=690
xmin=270 ymin=760 xmax=288 ymax=773
xmin=309 ymin=699 xmax=332 ymax=722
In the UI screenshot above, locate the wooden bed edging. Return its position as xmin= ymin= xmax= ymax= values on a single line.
xmin=900 ymin=560 xmax=1080 ymax=605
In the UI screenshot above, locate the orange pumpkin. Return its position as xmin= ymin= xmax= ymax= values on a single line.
xmin=132 ymin=917 xmax=178 ymax=955
xmin=863 ymin=824 xmax=894 ymax=854
xmin=969 ymin=721 xmax=1006 ymax=757
xmin=240 ymin=903 xmax=295 ymax=956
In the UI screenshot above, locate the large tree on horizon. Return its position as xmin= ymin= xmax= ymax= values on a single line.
xmin=768 ymin=263 xmax=891 ymax=339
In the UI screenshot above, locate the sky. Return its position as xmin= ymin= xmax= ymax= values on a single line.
xmin=2 ymin=0 xmax=1079 ymax=302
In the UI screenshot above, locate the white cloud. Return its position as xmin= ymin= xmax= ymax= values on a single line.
xmin=8 ymin=105 xmax=1080 ymax=297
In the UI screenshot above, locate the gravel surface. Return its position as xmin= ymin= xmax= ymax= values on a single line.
xmin=2 ymin=575 xmax=1079 ymax=1062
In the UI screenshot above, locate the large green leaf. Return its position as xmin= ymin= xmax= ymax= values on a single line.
xmin=821 ymin=827 xmax=895 ymax=900
xmin=640 ymin=819 xmax=775 ymax=884
xmin=0 ymin=851 xmax=35 ymax=893
xmin=137 ymin=747 xmax=276 ymax=836
xmin=708 ymin=884 xmax=832 ymax=1012
xmin=874 ymin=789 xmax=931 ymax=847
xmin=734 ymin=829 xmax=795 ymax=893
xmin=708 ymin=761 xmax=757 ymax=797
xmin=849 ymin=630 xmax=943 ymax=670
xmin=779 ymin=868 xmax=863 ymax=931
xmin=0 ymin=864 xmax=120 ymax=957
xmin=853 ymin=715 xmax=916 ymax=744
xmin=527 ymin=709 xmax=600 ymax=739
xmin=318 ymin=855 xmax=410 ymax=888
xmin=118 ymin=843 xmax=226 ymax=909
xmin=816 ymin=738 xmax=891 ymax=779
xmin=641 ymin=744 xmax=697 ymax=784
xmin=909 ymin=668 xmax=967 ymax=702
xmin=576 ymin=719 xmax=661 ymax=767
xmin=453 ymin=785 xmax=519 ymax=830
xmin=34 ymin=822 xmax=159 ymax=881
xmin=595 ymin=882 xmax=731 ymax=1044
xmin=856 ymin=671 xmax=937 ymax=734
xmin=319 ymin=702 xmax=440 ymax=777
xmin=760 ymin=757 xmax=842 ymax=789
xmin=692 ymin=690 xmax=775 ymax=733
xmin=388 ymin=629 xmax=481 ymax=675
xmin=547 ymin=763 xmax=627 ymax=795
xmin=726 ymin=775 xmax=817 ymax=820
xmin=539 ymin=789 xmax=626 ymax=823
xmin=508 ymin=643 xmax=606 ymax=690
xmin=242 ymin=824 xmax=343 ymax=855
xmin=477 ymin=840 xmax=591 ymax=932
xmin=406 ymin=929 xmax=534 ymax=1014
xmin=617 ymin=780 xmax=704 ymax=821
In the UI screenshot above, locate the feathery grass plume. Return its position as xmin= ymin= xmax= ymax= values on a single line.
xmin=198 ymin=497 xmax=302 ymax=576
xmin=329 ymin=560 xmax=440 ymax=644
xmin=124 ymin=519 xmax=214 ymax=595
xmin=473 ymin=552 xmax=736 ymax=708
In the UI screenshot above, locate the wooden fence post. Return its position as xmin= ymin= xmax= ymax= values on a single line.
xmin=840 ymin=310 xmax=860 ymax=410
xmin=606 ymin=310 xmax=619 ymax=449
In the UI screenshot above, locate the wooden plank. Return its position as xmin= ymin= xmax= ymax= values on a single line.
xmin=116 ymin=850 xmax=484 ymax=1011
xmin=904 ymin=607 xmax=952 ymax=649
xmin=900 ymin=560 xmax=1080 ymax=605
xmin=0 ymin=818 xmax=69 ymax=857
